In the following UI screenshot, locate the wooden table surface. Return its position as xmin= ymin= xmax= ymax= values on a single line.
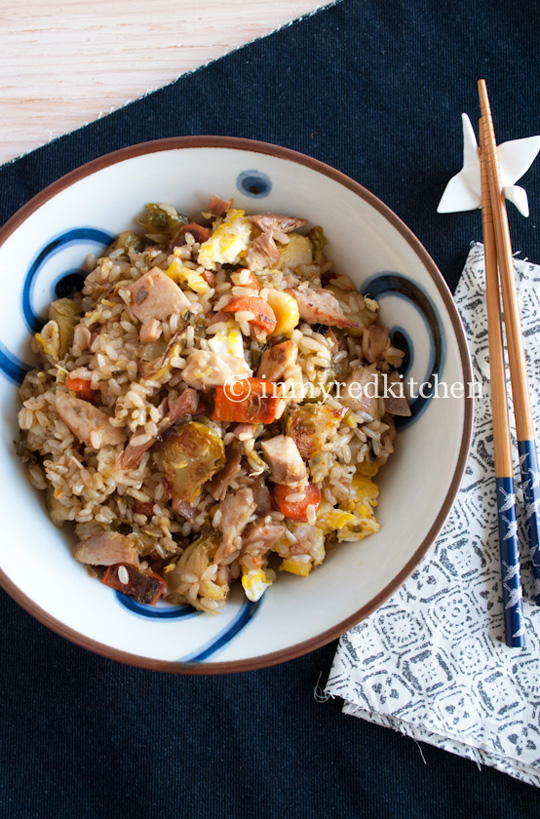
xmin=1 ymin=0 xmax=327 ymax=167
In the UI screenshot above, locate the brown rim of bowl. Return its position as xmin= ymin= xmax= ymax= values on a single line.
xmin=0 ymin=135 xmax=474 ymax=675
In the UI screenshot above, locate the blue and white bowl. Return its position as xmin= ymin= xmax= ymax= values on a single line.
xmin=0 ymin=138 xmax=473 ymax=673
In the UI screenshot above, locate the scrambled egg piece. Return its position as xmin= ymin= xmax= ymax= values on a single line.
xmin=200 ymin=575 xmax=229 ymax=602
xmin=35 ymin=320 xmax=60 ymax=360
xmin=280 ymin=523 xmax=325 ymax=577
xmin=207 ymin=320 xmax=245 ymax=359
xmin=197 ymin=209 xmax=253 ymax=270
xmin=274 ymin=234 xmax=313 ymax=272
xmin=281 ymin=555 xmax=312 ymax=577
xmin=242 ymin=567 xmax=273 ymax=602
xmin=166 ymin=257 xmax=209 ymax=295
xmin=355 ymin=458 xmax=381 ymax=478
xmin=316 ymin=502 xmax=355 ymax=535
xmin=336 ymin=474 xmax=380 ymax=542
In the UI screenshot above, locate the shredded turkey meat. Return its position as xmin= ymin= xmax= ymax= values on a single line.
xmin=72 ymin=532 xmax=139 ymax=566
xmin=285 ymin=286 xmax=358 ymax=329
xmin=261 ymin=435 xmax=307 ymax=486
xmin=55 ymin=392 xmax=126 ymax=449
xmin=181 ymin=350 xmax=252 ymax=390
xmin=213 ymin=487 xmax=257 ymax=564
xmin=245 ymin=230 xmax=280 ymax=270
xmin=250 ymin=213 xmax=307 ymax=233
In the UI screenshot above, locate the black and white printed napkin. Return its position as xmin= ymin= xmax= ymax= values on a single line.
xmin=327 ymin=243 xmax=540 ymax=786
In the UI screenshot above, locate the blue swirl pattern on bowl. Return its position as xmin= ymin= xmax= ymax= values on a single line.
xmin=115 ymin=592 xmax=200 ymax=620
xmin=22 ymin=227 xmax=114 ymax=332
xmin=361 ymin=273 xmax=445 ymax=429
xmin=178 ymin=599 xmax=261 ymax=663
xmin=115 ymin=588 xmax=261 ymax=663
xmin=0 ymin=339 xmax=30 ymax=385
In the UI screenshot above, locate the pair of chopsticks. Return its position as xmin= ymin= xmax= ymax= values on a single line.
xmin=478 ymin=79 xmax=540 ymax=647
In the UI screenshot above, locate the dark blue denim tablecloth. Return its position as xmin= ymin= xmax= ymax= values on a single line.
xmin=1 ymin=1 xmax=539 ymax=816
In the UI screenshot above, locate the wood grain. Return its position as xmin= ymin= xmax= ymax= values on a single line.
xmin=478 ymin=79 xmax=536 ymax=440
xmin=479 ymin=117 xmax=514 ymax=477
xmin=0 ymin=0 xmax=327 ymax=166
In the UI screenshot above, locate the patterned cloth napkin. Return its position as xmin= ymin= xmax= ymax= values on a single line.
xmin=326 ymin=242 xmax=540 ymax=787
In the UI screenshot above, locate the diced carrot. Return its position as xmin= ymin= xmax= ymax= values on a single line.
xmin=222 ymin=297 xmax=276 ymax=334
xmin=212 ymin=378 xmax=282 ymax=424
xmin=242 ymin=271 xmax=260 ymax=290
xmin=201 ymin=269 xmax=216 ymax=287
xmin=101 ymin=564 xmax=166 ymax=605
xmin=231 ymin=269 xmax=260 ymax=290
xmin=274 ymin=482 xmax=321 ymax=522
xmin=65 ymin=376 xmax=99 ymax=403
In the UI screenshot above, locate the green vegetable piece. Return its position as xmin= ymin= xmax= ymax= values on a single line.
xmin=136 ymin=204 xmax=189 ymax=240
xmin=186 ymin=312 xmax=208 ymax=340
xmin=166 ymin=532 xmax=229 ymax=605
xmin=160 ymin=421 xmax=225 ymax=503
xmin=48 ymin=298 xmax=81 ymax=357
xmin=307 ymin=226 xmax=327 ymax=264
xmin=112 ymin=231 xmax=145 ymax=255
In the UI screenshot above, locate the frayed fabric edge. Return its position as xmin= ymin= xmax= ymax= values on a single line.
xmin=341 ymin=701 xmax=539 ymax=788
xmin=1 ymin=0 xmax=345 ymax=170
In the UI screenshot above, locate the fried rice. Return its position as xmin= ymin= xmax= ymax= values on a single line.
xmin=17 ymin=195 xmax=410 ymax=612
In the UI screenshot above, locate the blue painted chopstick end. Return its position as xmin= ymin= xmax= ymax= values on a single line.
xmin=496 ymin=476 xmax=526 ymax=647
xmin=517 ymin=439 xmax=540 ymax=606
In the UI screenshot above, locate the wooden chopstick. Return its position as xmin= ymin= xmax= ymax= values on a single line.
xmin=478 ymin=116 xmax=525 ymax=646
xmin=478 ymin=79 xmax=540 ymax=611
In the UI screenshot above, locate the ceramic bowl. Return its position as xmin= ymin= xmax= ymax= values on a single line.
xmin=0 ymin=137 xmax=473 ymax=673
